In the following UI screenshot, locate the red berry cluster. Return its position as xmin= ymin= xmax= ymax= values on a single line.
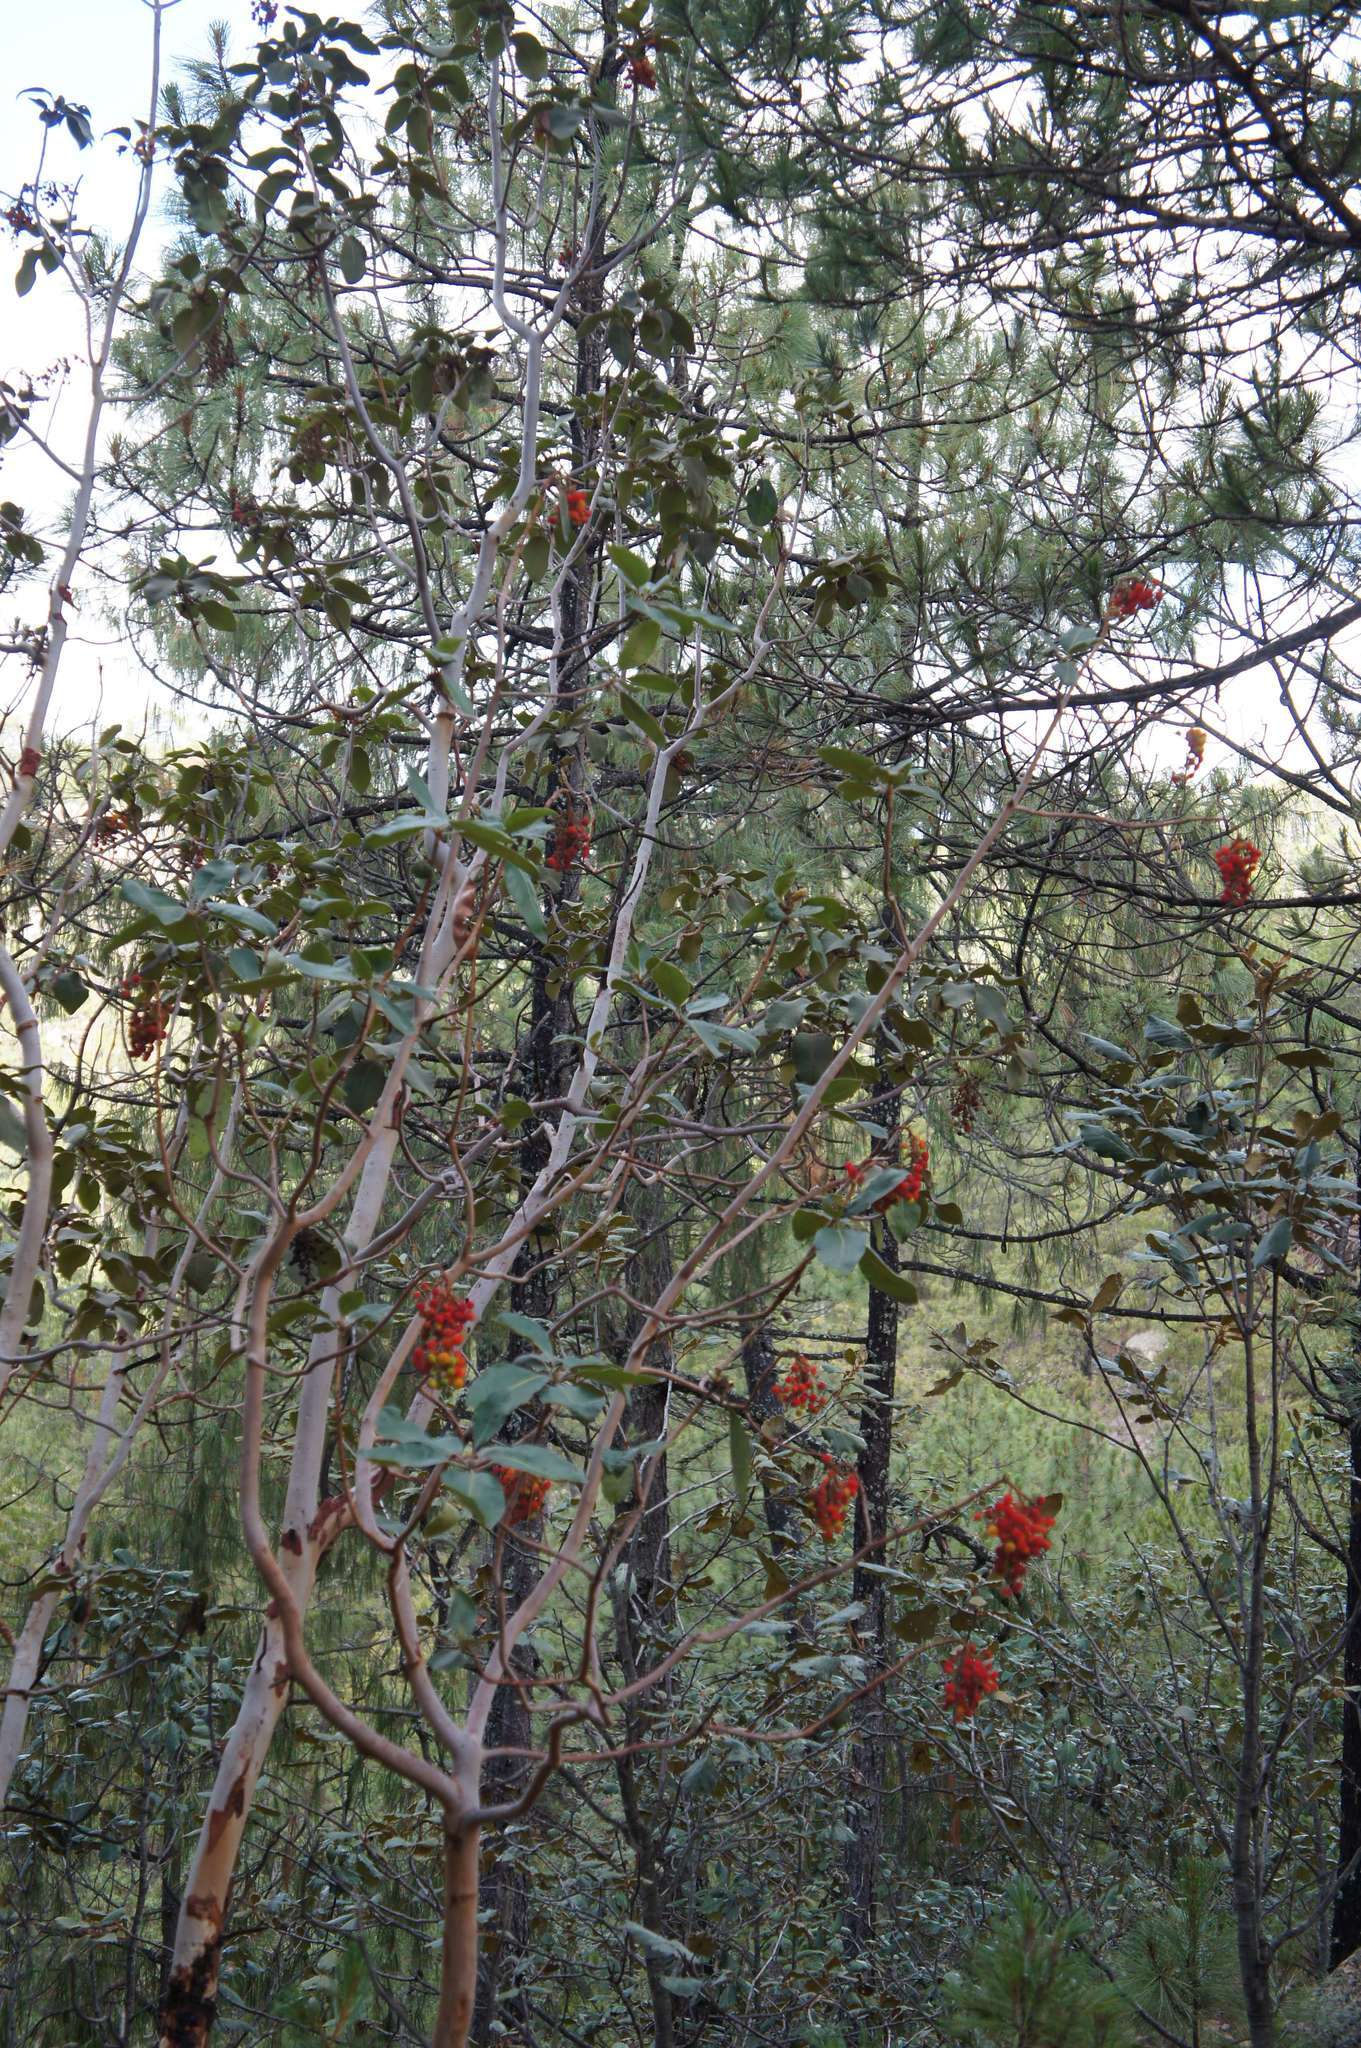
xmin=124 ymin=974 xmax=168 ymax=1060
xmin=17 ymin=747 xmax=41 ymax=779
xmin=809 ymin=1455 xmax=858 ymax=1540
xmin=492 ymin=1466 xmax=551 ymax=1527
xmin=774 ymin=1352 xmax=828 ymax=1415
xmin=950 ymin=1075 xmax=981 ymax=1135
xmin=412 ymin=1280 xmax=475 ymax=1399
xmin=1214 ymin=837 xmax=1261 ymax=906
xmin=880 ymin=1131 xmax=929 ymax=1210
xmin=943 ymin=1643 xmax=998 ymax=1722
xmin=1106 ymin=576 xmax=1161 ymax=620
xmin=5 ymin=202 xmax=37 ymax=236
xmin=978 ymin=1491 xmax=1055 ymax=1598
xmin=547 ymin=802 xmax=591 ymax=873
xmin=566 ymin=487 xmax=591 ymax=527
xmin=628 ymin=53 xmax=657 ymax=87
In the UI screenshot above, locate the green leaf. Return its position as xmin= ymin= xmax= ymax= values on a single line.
xmin=505 ymin=859 xmax=546 ymax=938
xmin=465 ymin=1365 xmax=549 ymax=1447
xmin=745 ymin=479 xmax=778 ymax=526
xmin=609 ymin=543 xmax=651 ymax=587
xmin=858 ymin=1246 xmax=919 ymax=1304
xmin=343 ymin=1060 xmax=386 ymax=1113
xmin=619 ymin=616 xmax=661 ymax=668
xmin=620 ymin=690 xmax=666 ymax=744
xmin=497 ymin=1310 xmax=554 ymax=1352
xmin=365 ymin=1408 xmax=462 ymax=1469
xmin=49 ymin=971 xmax=88 ymax=1013
xmin=1252 ymin=1217 xmax=1294 ymax=1270
xmin=484 ymin=1441 xmax=584 ymax=1483
xmin=512 ymin=30 xmax=548 ymax=76
xmin=792 ymin=1031 xmax=836 ymax=1084
xmin=442 ymin=1466 xmax=507 ymax=1529
xmin=338 ymin=235 xmax=366 ymax=283
xmin=1144 ymin=1014 xmax=1192 ymax=1051
xmin=122 ymin=877 xmax=190 ymax=927
xmin=649 ymin=958 xmax=692 ymax=1005
xmin=814 ymin=1223 xmax=869 ymax=1273
xmin=1075 ymin=1122 xmax=1135 ymax=1163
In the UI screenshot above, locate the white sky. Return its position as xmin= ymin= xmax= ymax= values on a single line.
xmin=2 ymin=0 xmax=256 ymax=741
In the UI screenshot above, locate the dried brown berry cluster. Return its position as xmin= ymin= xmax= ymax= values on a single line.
xmin=950 ymin=1074 xmax=980 ymax=1134
xmin=124 ymin=973 xmax=168 ymax=1060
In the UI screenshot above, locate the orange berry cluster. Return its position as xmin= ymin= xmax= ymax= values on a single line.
xmin=412 ymin=1280 xmax=475 ymax=1400
xmin=774 ymin=1351 xmax=828 ymax=1415
xmin=1172 ymin=726 xmax=1206 ymax=785
xmin=1214 ymin=837 xmax=1261 ymax=906
xmin=809 ymin=1455 xmax=858 ymax=1540
xmin=628 ymin=53 xmax=656 ymax=87
xmin=547 ymin=803 xmax=591 ymax=873
xmin=1106 ymin=576 xmax=1161 ymax=620
xmin=492 ymin=1466 xmax=551 ymax=1527
xmin=950 ymin=1075 xmax=980 ymax=1135
xmin=943 ymin=1642 xmax=998 ymax=1721
xmin=978 ymin=1491 xmax=1055 ymax=1598
xmin=94 ymin=809 xmax=132 ymax=844
xmin=880 ymin=1131 xmax=929 ymax=1210
xmin=566 ymin=487 xmax=591 ymax=527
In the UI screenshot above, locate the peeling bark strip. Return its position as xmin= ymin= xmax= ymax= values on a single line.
xmin=160 ymin=1936 xmax=223 ymax=2048
xmin=203 ymin=1775 xmax=246 ymax=1854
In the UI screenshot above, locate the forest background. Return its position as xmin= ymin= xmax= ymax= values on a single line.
xmin=5 ymin=3 xmax=1361 ymax=2046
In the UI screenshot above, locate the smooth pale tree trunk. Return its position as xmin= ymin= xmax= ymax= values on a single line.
xmin=437 ymin=1818 xmax=482 ymax=2048
xmin=159 ymin=1128 xmax=399 ymax=2045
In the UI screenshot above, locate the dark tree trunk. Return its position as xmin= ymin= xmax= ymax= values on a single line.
xmin=611 ymin=1208 xmax=678 ymax=2048
xmin=741 ymin=1325 xmax=796 ymax=1554
xmin=1329 ymin=1124 xmax=1361 ymax=1968
xmin=1330 ymin=1428 xmax=1361 ymax=1966
xmin=841 ymin=1029 xmax=901 ymax=1961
